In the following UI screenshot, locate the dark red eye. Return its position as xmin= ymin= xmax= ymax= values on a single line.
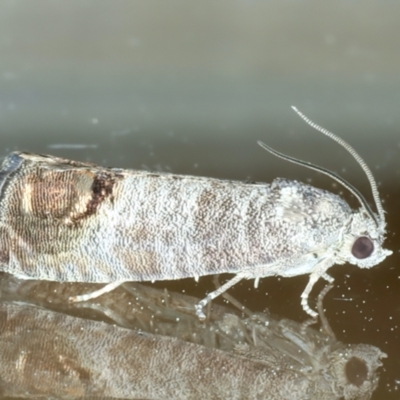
xmin=345 ymin=357 xmax=368 ymax=387
xmin=351 ymin=236 xmax=374 ymax=259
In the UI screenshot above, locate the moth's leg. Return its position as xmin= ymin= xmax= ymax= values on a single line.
xmin=300 ymin=280 xmax=335 ymax=335
xmin=69 ymin=281 xmax=124 ymax=303
xmin=301 ymin=271 xmax=334 ymax=318
xmin=195 ymin=274 xmax=244 ymax=320
xmin=300 ymin=273 xmax=321 ymax=318
xmin=321 ymin=272 xmax=334 ymax=283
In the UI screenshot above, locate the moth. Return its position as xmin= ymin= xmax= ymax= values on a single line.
xmin=0 ymin=107 xmax=391 ymax=319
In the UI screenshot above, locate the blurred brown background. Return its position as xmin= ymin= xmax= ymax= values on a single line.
xmin=0 ymin=1 xmax=399 ymax=398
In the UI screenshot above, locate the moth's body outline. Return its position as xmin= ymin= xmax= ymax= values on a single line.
xmin=0 ymin=108 xmax=391 ymax=319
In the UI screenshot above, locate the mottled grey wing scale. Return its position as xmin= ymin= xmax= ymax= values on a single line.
xmin=0 ymin=152 xmax=350 ymax=284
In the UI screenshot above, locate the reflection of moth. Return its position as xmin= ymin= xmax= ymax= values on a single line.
xmin=0 ymin=282 xmax=386 ymax=399
xmin=0 ymin=108 xmax=391 ymax=318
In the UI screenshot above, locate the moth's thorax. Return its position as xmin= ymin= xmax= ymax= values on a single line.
xmin=269 ymin=178 xmax=353 ymax=244
xmin=271 ymin=178 xmax=352 ymax=220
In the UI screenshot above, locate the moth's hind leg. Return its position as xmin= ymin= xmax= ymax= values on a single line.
xmin=195 ymin=274 xmax=244 ymax=320
xmin=69 ymin=281 xmax=124 ymax=303
xmin=212 ymin=275 xmax=254 ymax=317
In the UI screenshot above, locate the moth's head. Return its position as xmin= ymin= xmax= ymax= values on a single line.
xmin=260 ymin=107 xmax=392 ymax=271
xmin=340 ymin=209 xmax=392 ymax=269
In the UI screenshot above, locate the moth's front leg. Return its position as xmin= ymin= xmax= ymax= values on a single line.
xmin=301 ymin=267 xmax=334 ymax=318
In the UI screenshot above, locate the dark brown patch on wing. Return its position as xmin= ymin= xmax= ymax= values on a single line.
xmin=21 ymin=168 xmax=121 ymax=225
xmin=79 ymin=171 xmax=116 ymax=220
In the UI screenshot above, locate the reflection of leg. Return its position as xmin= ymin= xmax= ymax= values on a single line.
xmin=316 ymin=283 xmax=336 ymax=339
xmin=212 ymin=275 xmax=253 ymax=317
xmin=69 ymin=281 xmax=124 ymax=303
xmin=195 ymin=274 xmax=244 ymax=320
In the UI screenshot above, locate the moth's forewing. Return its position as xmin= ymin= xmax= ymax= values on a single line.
xmin=0 ymin=152 xmax=354 ymax=286
xmin=0 ymin=153 xmax=125 ymax=280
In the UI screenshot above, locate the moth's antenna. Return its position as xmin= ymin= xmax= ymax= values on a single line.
xmin=290 ymin=106 xmax=384 ymax=228
xmin=257 ymin=141 xmax=378 ymax=226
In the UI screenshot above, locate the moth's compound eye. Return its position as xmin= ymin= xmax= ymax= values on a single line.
xmin=351 ymin=236 xmax=374 ymax=259
xmin=345 ymin=356 xmax=368 ymax=387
